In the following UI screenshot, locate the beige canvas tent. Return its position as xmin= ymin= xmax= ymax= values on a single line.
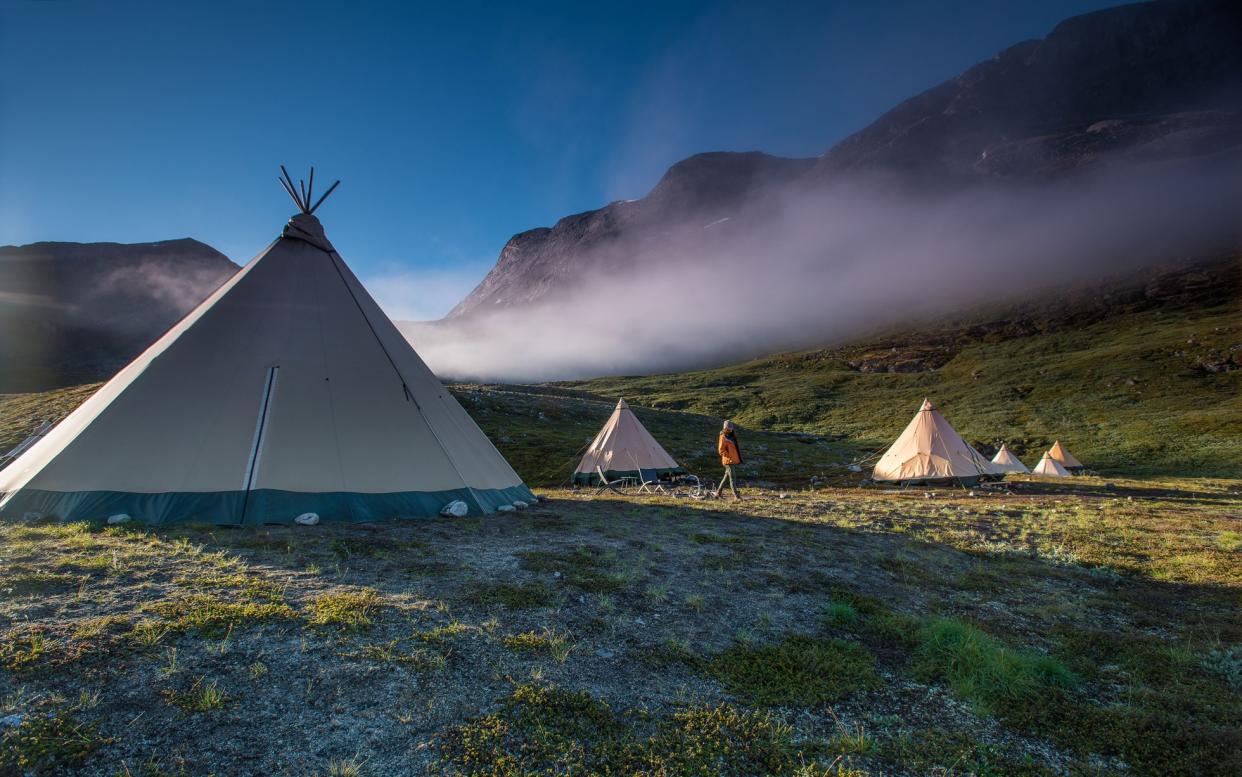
xmin=1032 ymin=452 xmax=1072 ymax=477
xmin=0 ymin=171 xmax=533 ymax=525
xmin=872 ymin=399 xmax=997 ymax=485
xmin=573 ymin=399 xmax=684 ymax=485
xmin=990 ymin=443 xmax=1030 ymax=474
xmin=1047 ymin=440 xmax=1085 ymax=473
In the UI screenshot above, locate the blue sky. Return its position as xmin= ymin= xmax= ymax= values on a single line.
xmin=0 ymin=0 xmax=1118 ymax=319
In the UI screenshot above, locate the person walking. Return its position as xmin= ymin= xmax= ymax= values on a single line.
xmin=716 ymin=420 xmax=743 ymax=500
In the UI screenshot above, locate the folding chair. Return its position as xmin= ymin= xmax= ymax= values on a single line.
xmin=594 ymin=466 xmax=637 ymax=495
xmin=636 ymin=468 xmax=668 ymax=495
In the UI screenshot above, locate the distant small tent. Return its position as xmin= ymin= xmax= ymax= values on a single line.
xmin=1046 ymin=440 xmax=1085 ymax=473
xmin=1032 ymin=452 xmax=1072 ymax=477
xmin=990 ymin=444 xmax=1030 ymax=474
xmin=573 ymin=399 xmax=685 ymax=485
xmin=0 ymin=169 xmax=533 ymax=525
xmin=871 ymin=399 xmax=996 ymax=486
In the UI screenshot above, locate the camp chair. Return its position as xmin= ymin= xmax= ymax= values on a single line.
xmin=676 ymin=474 xmax=708 ymax=500
xmin=636 ymin=468 xmax=668 ymax=495
xmin=594 ymin=466 xmax=637 ymax=495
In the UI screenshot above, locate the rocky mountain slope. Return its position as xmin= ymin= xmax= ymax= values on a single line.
xmin=447 ymin=0 xmax=1242 ymax=320
xmin=567 ymin=253 xmax=1242 ymax=476
xmin=0 ymin=239 xmax=237 ymax=392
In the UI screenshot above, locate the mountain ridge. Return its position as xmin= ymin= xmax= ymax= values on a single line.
xmin=0 ymin=237 xmax=238 ymax=392
xmin=447 ymin=0 xmax=1242 ymax=322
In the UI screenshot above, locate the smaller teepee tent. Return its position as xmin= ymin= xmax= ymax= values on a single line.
xmin=573 ymin=399 xmax=684 ymax=485
xmin=990 ymin=444 xmax=1030 ymax=474
xmin=871 ymin=399 xmax=996 ymax=485
xmin=1047 ymin=441 xmax=1085 ymax=473
xmin=1032 ymin=452 xmax=1072 ymax=477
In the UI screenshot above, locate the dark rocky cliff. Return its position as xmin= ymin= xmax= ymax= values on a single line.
xmin=448 ymin=0 xmax=1242 ymax=320
xmin=0 ymin=238 xmax=238 ymax=391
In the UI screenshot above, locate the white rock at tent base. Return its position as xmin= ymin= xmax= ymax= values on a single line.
xmin=294 ymin=512 xmax=320 ymax=526
xmin=497 ymin=504 xmax=517 ymax=512
xmin=439 ymin=500 xmax=469 ymax=518
xmin=21 ymin=512 xmax=43 ymax=522
xmin=107 ymin=514 xmax=131 ymax=525
xmin=512 ymin=500 xmax=528 ymax=509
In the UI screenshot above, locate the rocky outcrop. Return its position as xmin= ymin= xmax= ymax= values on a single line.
xmin=448 ymin=0 xmax=1242 ymax=321
xmin=815 ymin=0 xmax=1242 ymax=181
xmin=447 ymin=152 xmax=812 ymax=317
xmin=0 ymin=238 xmax=237 ymax=391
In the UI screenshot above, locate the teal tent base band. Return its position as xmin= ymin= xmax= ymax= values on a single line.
xmin=0 ymin=483 xmax=535 ymax=526
xmin=572 ymin=467 xmax=686 ymax=486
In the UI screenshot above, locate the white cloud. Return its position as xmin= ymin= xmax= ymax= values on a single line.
xmin=361 ymin=263 xmax=490 ymax=323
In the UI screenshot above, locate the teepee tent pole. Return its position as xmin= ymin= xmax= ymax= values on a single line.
xmin=309 ymin=180 xmax=340 ymax=213
xmin=277 ymin=176 xmax=301 ymax=210
xmin=279 ymin=166 xmax=305 ymax=211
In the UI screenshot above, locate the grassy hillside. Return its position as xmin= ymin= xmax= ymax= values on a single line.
xmin=0 ymin=383 xmax=845 ymax=489
xmin=567 ymin=259 xmax=1241 ymax=477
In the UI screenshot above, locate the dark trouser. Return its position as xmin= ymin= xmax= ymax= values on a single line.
xmin=717 ymin=464 xmax=740 ymax=498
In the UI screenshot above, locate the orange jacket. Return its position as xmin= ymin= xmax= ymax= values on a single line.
xmin=718 ymin=431 xmax=742 ymax=466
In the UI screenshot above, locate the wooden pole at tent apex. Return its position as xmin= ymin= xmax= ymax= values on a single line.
xmin=278 ymin=166 xmax=341 ymax=214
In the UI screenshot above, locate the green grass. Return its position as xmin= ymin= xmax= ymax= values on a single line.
xmin=438 ymin=684 xmax=828 ymax=776
xmin=878 ymin=728 xmax=1054 ymax=777
xmin=162 ymin=677 xmax=230 ymax=713
xmin=462 ymin=580 xmax=553 ymax=610
xmin=515 ymin=546 xmax=630 ymax=593
xmin=0 ymin=699 xmax=110 ymax=773
xmin=306 ymin=588 xmax=382 ymax=631
xmin=706 ymin=635 xmax=879 ymax=706
xmin=0 ymin=626 xmax=49 ymax=671
xmin=910 ymin=617 xmax=1076 ymax=717
xmin=344 ymin=640 xmax=449 ymax=671
xmin=565 ymin=267 xmax=1241 ymax=478
xmin=143 ymin=595 xmax=297 ymax=638
xmin=502 ymin=628 xmax=575 ymax=662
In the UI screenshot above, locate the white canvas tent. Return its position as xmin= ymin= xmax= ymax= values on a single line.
xmin=573 ymin=399 xmax=684 ymax=485
xmin=1032 ymin=452 xmax=1072 ymax=477
xmin=872 ymin=399 xmax=997 ymax=485
xmin=990 ymin=443 xmax=1030 ymax=474
xmin=1046 ymin=440 xmax=1085 ymax=473
xmin=0 ymin=171 xmax=533 ymax=525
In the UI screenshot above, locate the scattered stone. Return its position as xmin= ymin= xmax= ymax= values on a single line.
xmin=0 ymin=713 xmax=23 ymax=728
xmin=294 ymin=512 xmax=320 ymax=526
xmin=595 ymin=648 xmax=615 ymax=659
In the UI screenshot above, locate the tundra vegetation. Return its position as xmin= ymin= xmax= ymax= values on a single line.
xmin=0 ymin=464 xmax=1238 ymax=775
xmin=0 ymin=272 xmax=1238 ymax=774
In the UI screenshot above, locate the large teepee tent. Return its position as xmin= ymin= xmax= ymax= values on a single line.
xmin=573 ymin=399 xmax=684 ymax=485
xmin=0 ymin=170 xmax=533 ymax=525
xmin=872 ymin=399 xmax=996 ymax=485
xmin=990 ymin=444 xmax=1030 ymax=474
xmin=1046 ymin=440 xmax=1084 ymax=473
xmin=1032 ymin=452 xmax=1072 ymax=477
